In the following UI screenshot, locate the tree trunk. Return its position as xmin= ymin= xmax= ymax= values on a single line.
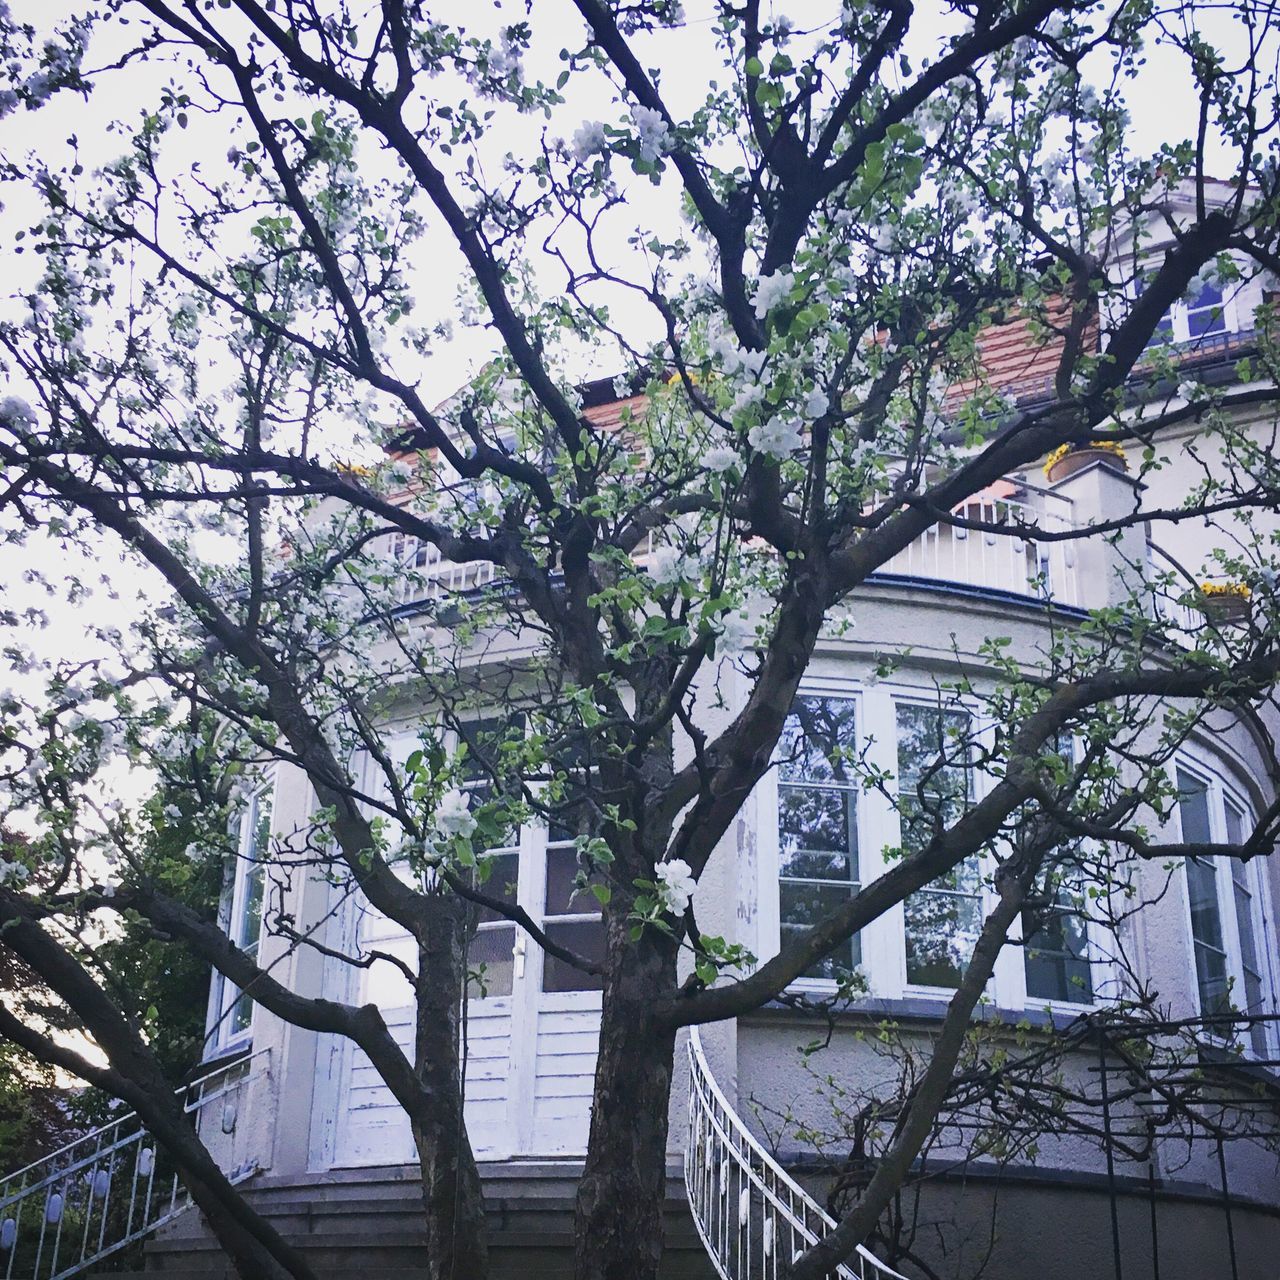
xmin=412 ymin=900 xmax=490 ymax=1280
xmin=575 ymin=913 xmax=679 ymax=1280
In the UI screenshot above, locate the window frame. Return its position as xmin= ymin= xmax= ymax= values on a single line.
xmin=1135 ymin=263 xmax=1248 ymax=347
xmin=760 ymin=681 xmax=1124 ymax=1012
xmin=759 ymin=681 xmax=873 ymax=996
xmin=206 ymin=781 xmax=274 ymax=1057
xmin=773 ymin=688 xmax=867 ymax=988
xmin=891 ymin=692 xmax=987 ymax=997
xmin=1174 ymin=755 xmax=1279 ymax=1060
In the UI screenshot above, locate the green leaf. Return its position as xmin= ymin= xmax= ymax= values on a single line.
xmin=744 ymin=55 xmax=763 ymax=77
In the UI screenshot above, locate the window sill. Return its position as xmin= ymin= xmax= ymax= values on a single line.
xmin=199 ymin=1038 xmax=254 ymax=1075
xmin=746 ymin=994 xmax=1093 ymax=1034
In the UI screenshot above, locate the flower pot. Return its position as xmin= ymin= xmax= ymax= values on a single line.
xmin=1045 ymin=447 xmax=1129 ymax=484
xmin=1196 ymin=593 xmax=1252 ymax=625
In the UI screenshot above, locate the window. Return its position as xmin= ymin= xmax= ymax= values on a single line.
xmin=1142 ymin=274 xmax=1240 ymax=347
xmin=458 ymin=718 xmax=522 ymax=1000
xmin=1177 ymin=765 xmax=1276 ymax=1056
xmin=209 ymin=787 xmax=272 ymax=1053
xmin=776 ymin=695 xmax=861 ymax=982
xmin=1023 ymin=870 xmax=1093 ymax=1005
xmin=896 ymin=703 xmax=979 ymax=989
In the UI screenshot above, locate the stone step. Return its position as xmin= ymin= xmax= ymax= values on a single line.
xmin=110 ymin=1163 xmax=715 ymax=1279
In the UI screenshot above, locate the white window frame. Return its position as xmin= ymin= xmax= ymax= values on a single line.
xmin=1174 ymin=755 xmax=1279 ymax=1060
xmin=890 ymin=689 xmax=992 ymax=1000
xmin=758 ymin=683 xmax=870 ymax=997
xmin=759 ymin=681 xmax=1122 ymax=1013
xmin=1134 ymin=256 xmax=1256 ymax=347
xmin=205 ymin=782 xmax=274 ymax=1057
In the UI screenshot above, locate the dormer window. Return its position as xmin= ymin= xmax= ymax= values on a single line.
xmin=1142 ymin=269 xmax=1248 ymax=347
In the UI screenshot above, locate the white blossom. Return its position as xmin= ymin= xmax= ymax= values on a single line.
xmin=630 ymin=105 xmax=673 ymax=163
xmin=1 ymin=396 xmax=37 ymax=427
xmin=487 ymin=33 xmax=523 ymax=79
xmin=714 ymin=611 xmax=756 ymax=655
xmin=162 ymin=804 xmax=182 ymax=823
xmin=0 ymin=859 xmax=29 ymax=886
xmin=436 ymin=788 xmax=476 ymax=841
xmin=753 ymin=269 xmax=795 ymax=320
xmin=647 ymin=545 xmax=688 ymax=587
xmin=1178 ymin=379 xmax=1205 ymax=402
xmin=731 ymin=381 xmax=765 ymax=419
xmin=571 ymin=121 xmax=609 ymax=161
xmin=748 ymin=414 xmax=803 ymax=459
xmin=702 ymin=444 xmax=739 ymax=473
xmin=803 ymin=387 xmax=829 ymax=418
xmin=655 ymin=858 xmax=696 ymax=916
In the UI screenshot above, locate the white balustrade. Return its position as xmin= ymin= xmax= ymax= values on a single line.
xmin=685 ymin=1028 xmax=908 ymax=1280
xmin=0 ymin=1050 xmax=268 ymax=1280
xmin=874 ymin=494 xmax=1080 ymax=607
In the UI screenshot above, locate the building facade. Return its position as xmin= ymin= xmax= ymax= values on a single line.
xmin=158 ymin=249 xmax=1280 ymax=1280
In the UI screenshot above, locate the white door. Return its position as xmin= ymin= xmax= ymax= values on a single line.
xmin=324 ymin=743 xmax=604 ymax=1168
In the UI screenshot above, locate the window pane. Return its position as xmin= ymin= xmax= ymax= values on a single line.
xmin=229 ymin=985 xmax=253 ymax=1035
xmin=778 ymin=696 xmax=858 ymax=784
xmin=544 ymin=846 xmax=603 ymax=916
xmin=1186 ymin=857 xmax=1224 ymax=950
xmin=468 ymin=925 xmax=515 ymax=998
xmin=471 ymin=852 xmax=519 ymax=925
xmin=1186 ymin=281 xmax=1226 ymax=338
xmin=235 ymin=863 xmax=265 ymax=950
xmin=779 ymin=784 xmax=856 ymax=881
xmin=1193 ymin=939 xmax=1230 ymax=1018
xmin=1233 ymin=878 xmax=1260 ymax=976
xmin=542 ymin=919 xmax=606 ymax=992
xmin=1024 ymin=907 xmax=1093 ymax=1004
xmin=1177 ymin=771 xmax=1212 ymax=845
xmin=779 ymin=881 xmax=859 ymax=980
xmin=896 ymin=704 xmax=972 ymax=802
xmin=1224 ymin=799 xmax=1246 ymax=848
xmin=905 ymin=890 xmax=983 ymax=988
xmin=898 ymin=704 xmax=978 ymax=988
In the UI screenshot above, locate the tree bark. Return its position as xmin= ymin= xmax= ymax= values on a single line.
xmin=411 ymin=897 xmax=490 ymax=1280
xmin=574 ymin=909 xmax=679 ymax=1280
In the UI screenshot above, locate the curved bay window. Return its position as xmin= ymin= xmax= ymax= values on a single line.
xmin=1177 ymin=763 xmax=1277 ymax=1057
xmin=897 ymin=702 xmax=979 ymax=990
xmin=776 ymin=695 xmax=862 ymax=982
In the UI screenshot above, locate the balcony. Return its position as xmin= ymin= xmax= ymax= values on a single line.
xmin=386 ymin=482 xmax=1085 ymax=613
xmin=870 ymin=485 xmax=1081 ymax=608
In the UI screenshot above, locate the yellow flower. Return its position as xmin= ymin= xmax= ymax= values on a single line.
xmin=1042 ymin=440 xmax=1127 ymax=478
xmin=1198 ymin=581 xmax=1251 ymax=598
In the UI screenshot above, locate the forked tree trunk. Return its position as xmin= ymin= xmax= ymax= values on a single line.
xmin=413 ymin=899 xmax=490 ymax=1280
xmin=575 ymin=912 xmax=679 ymax=1280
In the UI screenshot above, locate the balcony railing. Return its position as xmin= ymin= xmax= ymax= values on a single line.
xmin=686 ymin=1027 xmax=908 ymax=1280
xmin=0 ymin=1050 xmax=269 ymax=1280
xmin=387 ymin=485 xmax=1082 ymax=612
xmin=873 ymin=491 xmax=1080 ymax=607
xmin=389 ymin=531 xmax=499 ymax=606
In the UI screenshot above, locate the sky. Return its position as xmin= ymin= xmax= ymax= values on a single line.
xmin=0 ymin=0 xmax=1267 ymax=783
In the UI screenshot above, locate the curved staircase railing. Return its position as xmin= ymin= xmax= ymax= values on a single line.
xmin=685 ymin=1028 xmax=908 ymax=1280
xmin=0 ymin=1048 xmax=269 ymax=1280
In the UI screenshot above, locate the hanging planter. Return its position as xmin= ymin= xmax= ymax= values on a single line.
xmin=1043 ymin=441 xmax=1129 ymax=483
xmin=1195 ymin=582 xmax=1252 ymax=624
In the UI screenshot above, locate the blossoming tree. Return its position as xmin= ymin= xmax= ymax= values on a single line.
xmin=2 ymin=2 xmax=1280 ymax=1280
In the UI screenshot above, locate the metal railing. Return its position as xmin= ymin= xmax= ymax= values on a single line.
xmin=874 ymin=493 xmax=1080 ymax=606
xmin=685 ymin=1029 xmax=908 ymax=1280
xmin=390 ymin=532 xmax=499 ymax=606
xmin=0 ymin=1049 xmax=269 ymax=1280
